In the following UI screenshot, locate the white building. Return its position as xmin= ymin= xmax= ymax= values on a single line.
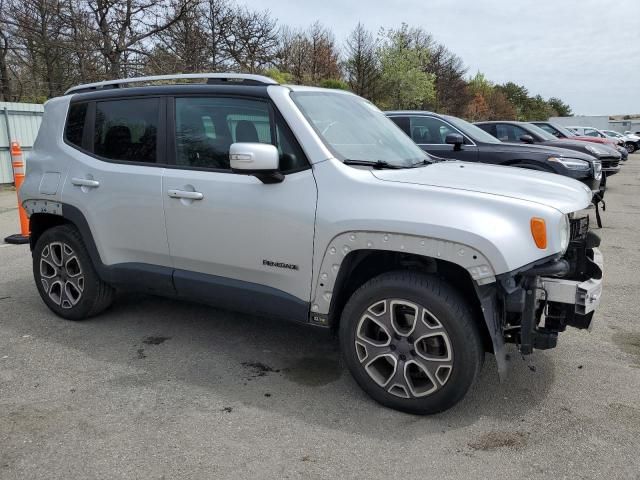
xmin=549 ymin=115 xmax=640 ymax=134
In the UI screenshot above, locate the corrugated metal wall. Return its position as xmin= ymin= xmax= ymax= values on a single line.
xmin=0 ymin=102 xmax=45 ymax=184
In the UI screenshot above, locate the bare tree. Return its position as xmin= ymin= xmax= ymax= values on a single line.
xmin=65 ymin=0 xmax=103 ymax=83
xmin=307 ymin=21 xmax=340 ymax=83
xmin=424 ymin=43 xmax=470 ymax=115
xmin=225 ymin=7 xmax=278 ymax=73
xmin=150 ymin=0 xmax=209 ymax=73
xmin=344 ymin=22 xmax=379 ymax=100
xmin=276 ymin=27 xmax=309 ymax=83
xmin=5 ymin=0 xmax=71 ymax=98
xmin=275 ymin=22 xmax=340 ymax=84
xmin=80 ymin=0 xmax=193 ymax=78
xmin=0 ymin=0 xmax=12 ymax=100
xmin=203 ymin=0 xmax=235 ymax=71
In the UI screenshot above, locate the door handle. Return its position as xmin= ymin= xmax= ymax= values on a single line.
xmin=167 ymin=189 xmax=204 ymax=200
xmin=71 ymin=177 xmax=100 ymax=188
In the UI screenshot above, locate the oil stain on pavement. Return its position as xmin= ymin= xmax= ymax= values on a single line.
xmin=282 ymin=357 xmax=342 ymax=387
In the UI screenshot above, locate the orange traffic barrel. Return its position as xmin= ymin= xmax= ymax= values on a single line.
xmin=4 ymin=142 xmax=30 ymax=245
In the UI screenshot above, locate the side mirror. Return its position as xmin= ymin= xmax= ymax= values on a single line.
xmin=445 ymin=133 xmax=464 ymax=151
xmin=230 ymin=143 xmax=283 ymax=184
xmin=519 ymin=134 xmax=535 ymax=144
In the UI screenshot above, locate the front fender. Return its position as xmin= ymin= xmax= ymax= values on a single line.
xmin=310 ymin=231 xmax=495 ymax=316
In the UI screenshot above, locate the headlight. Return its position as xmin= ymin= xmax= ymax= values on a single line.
xmin=547 ymin=156 xmax=590 ymax=170
xmin=593 ymin=160 xmax=602 ymax=180
xmin=584 ymin=144 xmax=607 ymax=157
xmin=559 ymin=215 xmax=570 ymax=254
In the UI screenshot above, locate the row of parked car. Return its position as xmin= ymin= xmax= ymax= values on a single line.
xmin=385 ymin=112 xmax=631 ymax=225
xmin=566 ymin=126 xmax=640 ymax=154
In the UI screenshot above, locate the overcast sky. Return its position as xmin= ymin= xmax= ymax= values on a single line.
xmin=251 ymin=0 xmax=640 ymax=116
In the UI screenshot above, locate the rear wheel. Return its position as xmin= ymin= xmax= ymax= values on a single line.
xmin=339 ymin=271 xmax=484 ymax=414
xmin=33 ymin=225 xmax=114 ymax=320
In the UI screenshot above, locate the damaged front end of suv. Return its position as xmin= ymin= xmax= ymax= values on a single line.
xmin=487 ymin=214 xmax=603 ymax=375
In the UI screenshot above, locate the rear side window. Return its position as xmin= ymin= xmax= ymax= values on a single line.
xmin=65 ymin=103 xmax=87 ymax=148
xmin=94 ymin=98 xmax=160 ymax=163
xmin=495 ymin=124 xmax=529 ymax=142
xmin=537 ymin=123 xmax=558 ymax=136
xmin=409 ymin=116 xmax=459 ymax=144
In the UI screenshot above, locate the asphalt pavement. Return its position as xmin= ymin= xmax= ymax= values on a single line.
xmin=1 ymin=158 xmax=639 ymax=479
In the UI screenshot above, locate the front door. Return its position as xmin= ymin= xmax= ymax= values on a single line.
xmin=162 ymin=96 xmax=317 ymax=321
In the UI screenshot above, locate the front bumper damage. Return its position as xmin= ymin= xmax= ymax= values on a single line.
xmin=481 ymin=216 xmax=603 ymax=377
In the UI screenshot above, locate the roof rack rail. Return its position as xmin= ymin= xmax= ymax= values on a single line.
xmin=65 ymin=73 xmax=278 ymax=95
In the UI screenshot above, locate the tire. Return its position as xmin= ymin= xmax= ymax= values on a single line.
xmin=625 ymin=142 xmax=635 ymax=154
xmin=339 ymin=271 xmax=484 ymax=415
xmin=33 ymin=224 xmax=114 ymax=320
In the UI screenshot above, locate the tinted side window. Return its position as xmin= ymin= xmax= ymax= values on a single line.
xmin=477 ymin=123 xmax=497 ymax=137
xmin=94 ymin=98 xmax=159 ymax=163
xmin=537 ymin=123 xmax=559 ymax=136
xmin=174 ymin=97 xmax=307 ymax=172
xmin=409 ymin=116 xmax=457 ymax=144
xmin=389 ymin=116 xmax=411 ymax=136
xmin=495 ymin=124 xmax=529 ymax=142
xmin=65 ymin=103 xmax=88 ymax=148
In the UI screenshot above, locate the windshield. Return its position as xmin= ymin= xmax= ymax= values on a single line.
xmin=442 ymin=115 xmax=502 ymax=144
xmin=525 ymin=123 xmax=557 ymax=141
xmin=290 ymin=91 xmax=428 ymax=167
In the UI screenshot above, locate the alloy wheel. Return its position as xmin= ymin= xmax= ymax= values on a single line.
xmin=39 ymin=241 xmax=85 ymax=309
xmin=354 ymin=299 xmax=454 ymax=399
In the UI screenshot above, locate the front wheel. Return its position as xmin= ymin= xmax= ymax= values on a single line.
xmin=339 ymin=271 xmax=484 ymax=414
xmin=625 ymin=142 xmax=636 ymax=154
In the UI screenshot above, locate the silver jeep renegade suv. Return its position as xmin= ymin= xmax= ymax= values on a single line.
xmin=19 ymin=73 xmax=603 ymax=414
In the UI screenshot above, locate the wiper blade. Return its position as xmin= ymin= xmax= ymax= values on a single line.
xmin=343 ymin=159 xmax=404 ymax=169
xmin=410 ymin=158 xmax=437 ymax=167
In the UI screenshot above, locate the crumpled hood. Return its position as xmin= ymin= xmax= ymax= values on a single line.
xmin=371 ymin=161 xmax=592 ymax=214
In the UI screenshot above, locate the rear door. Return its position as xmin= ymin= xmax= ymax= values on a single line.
xmin=62 ymin=97 xmax=172 ymax=287
xmin=162 ymin=95 xmax=317 ymax=320
xmin=389 ymin=115 xmax=479 ymax=161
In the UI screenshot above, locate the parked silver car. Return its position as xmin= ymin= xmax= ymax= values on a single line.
xmin=601 ymin=129 xmax=640 ymax=153
xmin=19 ymin=74 xmax=603 ymax=414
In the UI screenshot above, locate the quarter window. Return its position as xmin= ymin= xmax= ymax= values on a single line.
xmin=65 ymin=103 xmax=88 ymax=149
xmin=94 ymin=98 xmax=160 ymax=163
xmin=174 ymin=97 xmax=307 ymax=172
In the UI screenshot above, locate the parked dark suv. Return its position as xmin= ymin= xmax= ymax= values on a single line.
xmin=386 ymin=111 xmax=602 ymax=194
xmin=475 ymin=121 xmax=621 ymax=177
